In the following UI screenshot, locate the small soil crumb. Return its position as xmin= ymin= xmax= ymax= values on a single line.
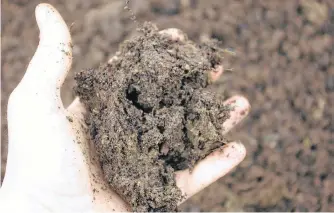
xmin=66 ymin=116 xmax=73 ymax=123
xmin=75 ymin=22 xmax=231 ymax=212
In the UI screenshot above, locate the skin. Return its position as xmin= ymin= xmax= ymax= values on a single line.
xmin=0 ymin=3 xmax=250 ymax=213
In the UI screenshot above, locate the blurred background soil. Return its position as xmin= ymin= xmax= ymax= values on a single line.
xmin=2 ymin=0 xmax=333 ymax=211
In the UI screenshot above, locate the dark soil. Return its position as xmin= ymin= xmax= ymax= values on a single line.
xmin=2 ymin=0 xmax=334 ymax=211
xmin=75 ymin=23 xmax=230 ymax=211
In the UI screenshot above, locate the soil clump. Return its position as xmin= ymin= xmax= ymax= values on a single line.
xmin=75 ymin=22 xmax=230 ymax=211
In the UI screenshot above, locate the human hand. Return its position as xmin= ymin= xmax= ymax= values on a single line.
xmin=0 ymin=3 xmax=250 ymax=213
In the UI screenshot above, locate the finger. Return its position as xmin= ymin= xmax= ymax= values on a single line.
xmin=222 ymin=95 xmax=250 ymax=134
xmin=108 ymin=55 xmax=119 ymax=64
xmin=159 ymin=28 xmax=186 ymax=42
xmin=107 ymin=51 xmax=120 ymax=64
xmin=175 ymin=141 xmax=246 ymax=203
xmin=15 ymin=3 xmax=72 ymax=104
xmin=67 ymin=97 xmax=86 ymax=119
xmin=209 ymin=65 xmax=224 ymax=82
xmin=5 ymin=3 xmax=75 ymax=181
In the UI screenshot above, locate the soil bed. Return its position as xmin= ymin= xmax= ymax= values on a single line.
xmin=75 ymin=22 xmax=231 ymax=211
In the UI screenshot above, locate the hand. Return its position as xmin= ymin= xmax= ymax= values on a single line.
xmin=0 ymin=3 xmax=250 ymax=213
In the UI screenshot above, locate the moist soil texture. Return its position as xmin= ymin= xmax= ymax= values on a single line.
xmin=2 ymin=0 xmax=334 ymax=212
xmin=75 ymin=23 xmax=230 ymax=212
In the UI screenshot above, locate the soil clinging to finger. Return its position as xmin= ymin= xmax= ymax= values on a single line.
xmin=75 ymin=22 xmax=231 ymax=212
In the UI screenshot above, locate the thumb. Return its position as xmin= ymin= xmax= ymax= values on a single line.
xmin=20 ymin=3 xmax=72 ymax=96
xmin=4 ymin=4 xmax=75 ymax=184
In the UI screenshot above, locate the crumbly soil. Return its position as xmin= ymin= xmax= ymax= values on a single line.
xmin=2 ymin=0 xmax=334 ymax=212
xmin=74 ymin=23 xmax=230 ymax=211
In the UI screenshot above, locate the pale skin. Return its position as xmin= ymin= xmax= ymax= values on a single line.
xmin=0 ymin=4 xmax=250 ymax=213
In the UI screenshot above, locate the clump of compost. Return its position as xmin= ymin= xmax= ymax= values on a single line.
xmin=75 ymin=22 xmax=231 ymax=212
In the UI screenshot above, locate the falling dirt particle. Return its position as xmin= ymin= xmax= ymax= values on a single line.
xmin=124 ymin=0 xmax=138 ymax=24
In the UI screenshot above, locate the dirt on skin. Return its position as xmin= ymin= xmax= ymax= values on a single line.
xmin=74 ymin=23 xmax=231 ymax=211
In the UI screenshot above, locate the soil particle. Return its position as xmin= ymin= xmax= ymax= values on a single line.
xmin=66 ymin=116 xmax=73 ymax=122
xmin=75 ymin=22 xmax=230 ymax=211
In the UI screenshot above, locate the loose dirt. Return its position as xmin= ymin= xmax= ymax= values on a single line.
xmin=75 ymin=23 xmax=230 ymax=211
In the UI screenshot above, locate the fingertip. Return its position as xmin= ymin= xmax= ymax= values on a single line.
xmin=224 ymin=141 xmax=246 ymax=162
xmin=222 ymin=95 xmax=250 ymax=134
xmin=35 ymin=3 xmax=55 ymax=26
xmin=209 ymin=65 xmax=224 ymax=82
xmin=21 ymin=3 xmax=72 ymax=92
xmin=35 ymin=3 xmax=71 ymax=43
xmin=108 ymin=55 xmax=119 ymax=65
xmin=199 ymin=141 xmax=246 ymax=173
xmin=236 ymin=96 xmax=251 ymax=111
xmin=225 ymin=95 xmax=251 ymax=111
xmin=159 ymin=28 xmax=186 ymax=42
xmin=176 ymin=141 xmax=246 ymax=204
